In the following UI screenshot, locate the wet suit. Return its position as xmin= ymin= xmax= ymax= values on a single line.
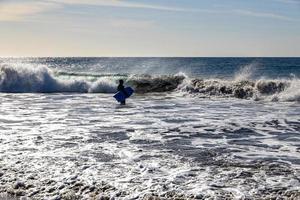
xmin=117 ymin=84 xmax=128 ymax=105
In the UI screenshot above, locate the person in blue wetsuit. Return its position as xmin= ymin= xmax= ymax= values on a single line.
xmin=117 ymin=79 xmax=128 ymax=105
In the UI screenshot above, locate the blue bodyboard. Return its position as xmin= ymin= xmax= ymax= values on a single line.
xmin=113 ymin=87 xmax=134 ymax=102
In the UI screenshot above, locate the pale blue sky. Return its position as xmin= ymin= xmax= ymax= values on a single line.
xmin=0 ymin=0 xmax=299 ymax=56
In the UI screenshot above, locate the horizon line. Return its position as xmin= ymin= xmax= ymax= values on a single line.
xmin=1 ymin=56 xmax=300 ymax=58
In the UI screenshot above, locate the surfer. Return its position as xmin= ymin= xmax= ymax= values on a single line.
xmin=117 ymin=79 xmax=128 ymax=105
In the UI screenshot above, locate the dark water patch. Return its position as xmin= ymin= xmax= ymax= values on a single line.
xmin=192 ymin=125 xmax=207 ymax=128
xmin=85 ymin=137 xmax=105 ymax=144
xmin=88 ymin=119 xmax=103 ymax=123
xmin=262 ymin=163 xmax=295 ymax=176
xmin=53 ymin=136 xmax=84 ymax=141
xmin=249 ymin=156 xmax=288 ymax=165
xmin=285 ymin=120 xmax=300 ymax=132
xmin=224 ymin=128 xmax=263 ymax=139
xmin=143 ymin=105 xmax=175 ymax=110
xmin=162 ymin=127 xmax=181 ymax=133
xmin=86 ymin=131 xmax=129 ymax=143
xmin=63 ymin=156 xmax=89 ymax=162
xmin=249 ymin=122 xmax=259 ymax=127
xmin=265 ymin=119 xmax=280 ymax=126
xmin=207 ymin=159 xmax=265 ymax=169
xmin=270 ymin=132 xmax=300 ymax=141
xmin=224 ymin=123 xmax=242 ymax=128
xmin=228 ymin=139 xmax=281 ymax=149
xmin=263 ymin=120 xmax=290 ymax=131
xmin=203 ymin=128 xmax=216 ymax=132
xmin=54 ymin=141 xmax=82 ymax=149
xmin=160 ymin=140 xmax=230 ymax=163
xmin=163 ymin=138 xmax=192 ymax=147
xmin=277 ymin=156 xmax=300 ymax=165
xmin=130 ymin=139 xmax=160 ymax=145
xmin=253 ymin=156 xmax=299 ymax=170
xmin=0 ymin=126 xmax=10 ymax=130
xmin=187 ymin=149 xmax=220 ymax=162
xmin=190 ymin=132 xmax=223 ymax=139
xmin=80 ymin=151 xmax=115 ymax=162
xmin=14 ymin=148 xmax=38 ymax=152
xmin=61 ymin=142 xmax=79 ymax=148
xmin=129 ymin=121 xmax=154 ymax=125
xmin=100 ymin=131 xmax=129 ymax=141
xmin=163 ymin=118 xmax=199 ymax=124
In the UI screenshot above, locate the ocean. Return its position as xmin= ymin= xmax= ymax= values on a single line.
xmin=0 ymin=57 xmax=299 ymax=199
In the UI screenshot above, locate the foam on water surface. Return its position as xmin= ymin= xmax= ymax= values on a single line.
xmin=0 ymin=93 xmax=299 ymax=199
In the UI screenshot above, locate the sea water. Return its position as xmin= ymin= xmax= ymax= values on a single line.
xmin=0 ymin=57 xmax=299 ymax=199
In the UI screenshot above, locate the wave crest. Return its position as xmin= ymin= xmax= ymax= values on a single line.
xmin=0 ymin=65 xmax=299 ymax=102
xmin=179 ymin=77 xmax=299 ymax=101
xmin=0 ymin=65 xmax=116 ymax=93
xmin=127 ymin=74 xmax=185 ymax=93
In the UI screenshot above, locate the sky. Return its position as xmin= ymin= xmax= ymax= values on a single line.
xmin=0 ymin=0 xmax=300 ymax=57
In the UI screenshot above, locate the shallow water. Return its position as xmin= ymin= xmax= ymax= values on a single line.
xmin=0 ymin=93 xmax=299 ymax=199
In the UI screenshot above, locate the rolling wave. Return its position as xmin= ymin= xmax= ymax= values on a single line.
xmin=0 ymin=65 xmax=116 ymax=93
xmin=0 ymin=64 xmax=299 ymax=102
xmin=179 ymin=78 xmax=299 ymax=102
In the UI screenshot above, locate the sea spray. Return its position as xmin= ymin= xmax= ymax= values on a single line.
xmin=271 ymin=77 xmax=300 ymax=102
xmin=89 ymin=78 xmax=117 ymax=93
xmin=234 ymin=63 xmax=257 ymax=81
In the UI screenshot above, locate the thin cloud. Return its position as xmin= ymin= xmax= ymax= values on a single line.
xmin=272 ymin=0 xmax=300 ymax=4
xmin=0 ymin=0 xmax=296 ymax=23
xmin=48 ymin=0 xmax=296 ymax=21
xmin=47 ymin=0 xmax=186 ymax=12
xmin=0 ymin=1 xmax=60 ymax=22
xmin=187 ymin=8 xmax=295 ymax=21
xmin=2 ymin=1 xmax=162 ymax=23
xmin=109 ymin=18 xmax=155 ymax=29
xmin=233 ymin=9 xmax=295 ymax=21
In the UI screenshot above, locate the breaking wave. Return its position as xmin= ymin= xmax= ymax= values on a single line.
xmin=0 ymin=65 xmax=117 ymax=93
xmin=0 ymin=65 xmax=299 ymax=102
xmin=180 ymin=78 xmax=300 ymax=102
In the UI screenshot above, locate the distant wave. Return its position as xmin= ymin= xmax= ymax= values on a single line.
xmin=0 ymin=64 xmax=299 ymax=102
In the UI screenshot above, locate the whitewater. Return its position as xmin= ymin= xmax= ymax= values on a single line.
xmin=0 ymin=57 xmax=299 ymax=199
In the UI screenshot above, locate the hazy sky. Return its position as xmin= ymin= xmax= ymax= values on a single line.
xmin=0 ymin=0 xmax=300 ymax=57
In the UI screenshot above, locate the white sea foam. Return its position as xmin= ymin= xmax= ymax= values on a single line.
xmin=0 ymin=92 xmax=299 ymax=199
xmin=272 ymin=78 xmax=300 ymax=102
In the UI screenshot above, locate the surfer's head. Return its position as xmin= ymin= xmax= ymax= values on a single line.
xmin=119 ymin=79 xmax=124 ymax=85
